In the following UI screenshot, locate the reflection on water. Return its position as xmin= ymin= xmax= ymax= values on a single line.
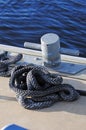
xmin=0 ymin=0 xmax=86 ymax=57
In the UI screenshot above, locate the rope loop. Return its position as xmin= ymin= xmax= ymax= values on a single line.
xmin=0 ymin=51 xmax=23 ymax=77
xmin=9 ymin=64 xmax=80 ymax=109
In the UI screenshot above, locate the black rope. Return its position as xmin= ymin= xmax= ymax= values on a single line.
xmin=0 ymin=51 xmax=7 ymax=60
xmin=0 ymin=51 xmax=23 ymax=77
xmin=9 ymin=64 xmax=86 ymax=110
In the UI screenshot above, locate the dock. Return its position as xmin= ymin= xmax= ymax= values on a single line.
xmin=0 ymin=76 xmax=86 ymax=130
xmin=0 ymin=49 xmax=86 ymax=129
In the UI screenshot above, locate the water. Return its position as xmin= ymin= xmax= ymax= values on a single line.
xmin=0 ymin=0 xmax=86 ymax=57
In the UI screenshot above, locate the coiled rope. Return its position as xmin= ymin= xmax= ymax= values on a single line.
xmin=0 ymin=51 xmax=23 ymax=77
xmin=9 ymin=64 xmax=86 ymax=110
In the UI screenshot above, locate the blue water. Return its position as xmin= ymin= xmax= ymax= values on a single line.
xmin=0 ymin=0 xmax=86 ymax=57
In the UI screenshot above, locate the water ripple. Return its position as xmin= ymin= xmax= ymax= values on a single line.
xmin=0 ymin=0 xmax=86 ymax=57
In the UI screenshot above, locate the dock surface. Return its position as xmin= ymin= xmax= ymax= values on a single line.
xmin=0 ymin=76 xmax=86 ymax=130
